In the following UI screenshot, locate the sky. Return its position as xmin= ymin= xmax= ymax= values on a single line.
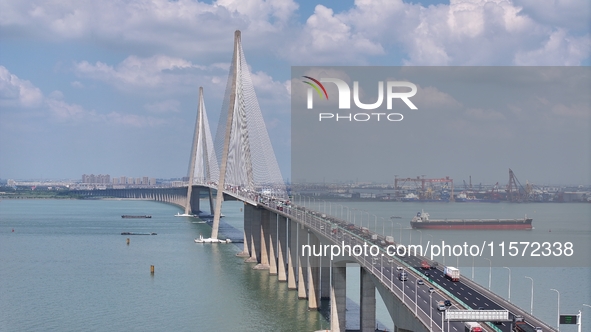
xmin=0 ymin=0 xmax=590 ymax=185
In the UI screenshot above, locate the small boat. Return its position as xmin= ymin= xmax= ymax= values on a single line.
xmin=194 ymin=235 xmax=231 ymax=243
xmin=121 ymin=215 xmax=152 ymax=218
xmin=175 ymin=212 xmax=196 ymax=217
xmin=401 ymin=193 xmax=419 ymax=202
xmin=121 ymin=232 xmax=157 ymax=235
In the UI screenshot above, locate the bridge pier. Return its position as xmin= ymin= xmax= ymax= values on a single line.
xmin=371 ymin=271 xmax=429 ymax=332
xmin=297 ymin=225 xmax=307 ymax=299
xmin=276 ymin=215 xmax=287 ymax=282
xmin=245 ymin=205 xmax=259 ymax=263
xmin=321 ymin=255 xmax=330 ymax=299
xmin=189 ymin=186 xmax=201 ymax=215
xmin=330 ymin=262 xmax=347 ymax=332
xmin=268 ymin=212 xmax=278 ymax=275
xmin=254 ymin=208 xmax=270 ymax=270
xmin=287 ymin=219 xmax=298 ymax=290
xmin=360 ymin=267 xmax=376 ymax=332
xmin=237 ymin=203 xmax=250 ymax=257
xmin=307 ymin=232 xmax=320 ymax=310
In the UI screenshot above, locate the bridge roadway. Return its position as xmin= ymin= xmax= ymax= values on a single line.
xmin=249 ymin=195 xmax=556 ymax=332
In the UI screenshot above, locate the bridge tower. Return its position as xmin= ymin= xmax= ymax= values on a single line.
xmin=211 ymin=30 xmax=286 ymax=239
xmin=185 ymin=87 xmax=219 ymax=215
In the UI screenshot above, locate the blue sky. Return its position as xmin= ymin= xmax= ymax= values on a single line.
xmin=1 ymin=0 xmax=590 ymax=184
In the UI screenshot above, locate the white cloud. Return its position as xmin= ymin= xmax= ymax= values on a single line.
xmin=0 ymin=66 xmax=43 ymax=108
xmin=284 ymin=5 xmax=384 ymax=64
xmin=248 ymin=70 xmax=291 ymax=116
xmin=45 ymin=99 xmax=97 ymax=122
xmin=514 ymin=29 xmax=591 ymax=65
xmin=74 ymin=55 xmax=203 ymax=91
xmin=0 ymin=0 xmax=298 ymax=56
xmin=0 ymin=65 xmax=172 ymax=127
xmin=1 ymin=0 xmax=589 ymax=66
xmin=512 ymin=0 xmax=591 ymax=33
xmin=289 ymin=0 xmax=589 ymax=65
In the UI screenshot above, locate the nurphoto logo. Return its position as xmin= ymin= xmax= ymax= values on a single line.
xmin=302 ymin=76 xmax=419 ymax=122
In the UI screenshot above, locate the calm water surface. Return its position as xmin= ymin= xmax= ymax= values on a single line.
xmin=1 ymin=199 xmax=590 ymax=331
xmin=0 ymin=199 xmax=326 ymax=332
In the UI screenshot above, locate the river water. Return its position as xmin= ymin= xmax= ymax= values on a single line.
xmin=0 ymin=199 xmax=589 ymax=331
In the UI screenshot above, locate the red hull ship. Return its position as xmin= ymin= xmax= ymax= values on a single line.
xmin=410 ymin=210 xmax=532 ymax=230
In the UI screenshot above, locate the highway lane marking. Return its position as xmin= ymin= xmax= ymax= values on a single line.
xmin=460 ymin=287 xmax=465 ymax=290
xmin=465 ymin=297 xmax=469 ymax=301
xmin=453 ymin=326 xmax=457 ymax=331
xmin=475 ymin=296 xmax=480 ymax=301
xmin=467 ymin=291 xmax=472 ymax=296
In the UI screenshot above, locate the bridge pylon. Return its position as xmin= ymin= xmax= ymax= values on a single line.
xmin=211 ymin=30 xmax=286 ymax=239
xmin=185 ymin=87 xmax=219 ymax=215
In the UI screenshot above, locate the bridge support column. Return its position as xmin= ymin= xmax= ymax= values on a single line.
xmin=360 ymin=267 xmax=376 ymax=332
xmin=254 ymin=208 xmax=270 ymax=270
xmin=307 ymin=231 xmax=320 ymax=310
xmin=321 ymin=255 xmax=330 ymax=299
xmin=245 ymin=205 xmax=260 ymax=263
xmin=277 ymin=215 xmax=287 ymax=281
xmin=268 ymin=212 xmax=278 ymax=275
xmin=331 ymin=262 xmax=347 ymax=332
xmin=237 ymin=203 xmax=250 ymax=257
xmin=297 ymin=225 xmax=307 ymax=299
xmin=287 ymin=219 xmax=298 ymax=289
xmin=208 ymin=188 xmax=214 ymax=215
xmin=189 ymin=186 xmax=201 ymax=215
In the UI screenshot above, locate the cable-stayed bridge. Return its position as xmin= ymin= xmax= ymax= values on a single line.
xmin=71 ymin=31 xmax=558 ymax=332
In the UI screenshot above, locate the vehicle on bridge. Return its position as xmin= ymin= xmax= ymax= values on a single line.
xmin=385 ymin=235 xmax=395 ymax=244
xmin=444 ymin=266 xmax=460 ymax=281
xmin=464 ymin=322 xmax=483 ymax=332
xmin=421 ymin=260 xmax=430 ymax=269
xmin=513 ymin=315 xmax=543 ymax=332
xmin=398 ymin=271 xmax=408 ymax=281
xmin=437 ymin=301 xmax=446 ymax=311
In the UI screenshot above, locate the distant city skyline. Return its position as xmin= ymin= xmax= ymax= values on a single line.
xmin=1 ymin=0 xmax=589 ymax=185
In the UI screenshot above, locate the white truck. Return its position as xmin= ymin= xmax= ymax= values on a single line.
xmin=385 ymin=235 xmax=394 ymax=244
xmin=464 ymin=322 xmax=483 ymax=332
xmin=437 ymin=301 xmax=446 ymax=311
xmin=444 ymin=266 xmax=460 ymax=282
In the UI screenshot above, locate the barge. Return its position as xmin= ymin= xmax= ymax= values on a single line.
xmin=410 ymin=210 xmax=532 ymax=230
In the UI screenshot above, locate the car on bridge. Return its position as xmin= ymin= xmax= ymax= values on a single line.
xmin=428 ymin=287 xmax=435 ymax=293
xmin=417 ymin=279 xmax=424 ymax=285
xmin=444 ymin=300 xmax=451 ymax=306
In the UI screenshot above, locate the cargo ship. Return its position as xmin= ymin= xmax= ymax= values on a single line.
xmin=410 ymin=210 xmax=532 ymax=230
